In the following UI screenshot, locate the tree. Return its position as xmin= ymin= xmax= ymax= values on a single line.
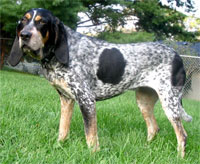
xmin=78 ymin=0 xmax=130 ymax=30
xmin=166 ymin=0 xmax=196 ymax=12
xmin=0 ymin=0 xmax=198 ymax=40
xmin=0 ymin=0 xmax=85 ymax=38
xmin=132 ymin=0 xmax=197 ymax=41
xmin=35 ymin=0 xmax=85 ymax=29
xmin=78 ymin=0 xmax=198 ymax=40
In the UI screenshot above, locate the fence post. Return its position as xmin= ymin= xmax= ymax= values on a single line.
xmin=0 ymin=39 xmax=5 ymax=69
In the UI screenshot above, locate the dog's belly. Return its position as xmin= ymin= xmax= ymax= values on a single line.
xmin=92 ymin=67 xmax=159 ymax=101
xmin=94 ymin=88 xmax=125 ymax=101
xmin=92 ymin=79 xmax=134 ymax=101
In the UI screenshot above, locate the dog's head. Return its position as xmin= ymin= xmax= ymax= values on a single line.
xmin=8 ymin=8 xmax=69 ymax=66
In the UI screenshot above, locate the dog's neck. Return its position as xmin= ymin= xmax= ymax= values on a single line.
xmin=41 ymin=47 xmax=60 ymax=71
xmin=41 ymin=26 xmax=84 ymax=71
xmin=41 ymin=50 xmax=55 ymax=64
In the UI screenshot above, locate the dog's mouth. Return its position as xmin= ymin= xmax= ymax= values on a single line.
xmin=22 ymin=45 xmax=42 ymax=60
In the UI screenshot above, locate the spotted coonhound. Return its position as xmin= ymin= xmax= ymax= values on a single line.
xmin=8 ymin=8 xmax=192 ymax=157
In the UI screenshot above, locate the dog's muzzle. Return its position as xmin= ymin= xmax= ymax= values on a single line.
xmin=19 ymin=28 xmax=44 ymax=60
xmin=20 ymin=31 xmax=32 ymax=42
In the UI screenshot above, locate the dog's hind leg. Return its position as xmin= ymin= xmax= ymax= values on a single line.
xmin=157 ymin=86 xmax=192 ymax=157
xmin=136 ymin=87 xmax=159 ymax=141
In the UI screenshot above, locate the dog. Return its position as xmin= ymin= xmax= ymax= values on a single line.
xmin=8 ymin=8 xmax=192 ymax=157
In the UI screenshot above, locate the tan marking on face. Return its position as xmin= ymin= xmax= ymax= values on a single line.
xmin=42 ymin=31 xmax=49 ymax=44
xmin=35 ymin=15 xmax=42 ymax=21
xmin=25 ymin=13 xmax=32 ymax=20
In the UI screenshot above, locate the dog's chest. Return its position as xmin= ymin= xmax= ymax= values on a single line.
xmin=43 ymin=67 xmax=76 ymax=100
xmin=51 ymin=78 xmax=75 ymax=99
xmin=50 ymin=78 xmax=75 ymax=99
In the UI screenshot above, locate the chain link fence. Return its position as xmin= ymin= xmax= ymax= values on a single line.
xmin=181 ymin=55 xmax=200 ymax=101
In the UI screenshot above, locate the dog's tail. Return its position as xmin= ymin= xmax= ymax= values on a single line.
xmin=180 ymin=100 xmax=192 ymax=122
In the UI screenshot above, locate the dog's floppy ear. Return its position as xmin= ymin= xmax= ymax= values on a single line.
xmin=54 ymin=17 xmax=69 ymax=66
xmin=8 ymin=37 xmax=23 ymax=66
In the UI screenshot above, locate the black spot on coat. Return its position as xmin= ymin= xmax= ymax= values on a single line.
xmin=171 ymin=54 xmax=186 ymax=86
xmin=97 ymin=48 xmax=126 ymax=84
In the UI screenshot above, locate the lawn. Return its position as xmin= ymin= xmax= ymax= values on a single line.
xmin=0 ymin=69 xmax=200 ymax=164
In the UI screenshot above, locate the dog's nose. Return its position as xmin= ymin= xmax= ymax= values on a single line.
xmin=20 ymin=31 xmax=32 ymax=41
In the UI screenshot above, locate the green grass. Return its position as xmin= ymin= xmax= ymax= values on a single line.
xmin=0 ymin=69 xmax=200 ymax=164
xmin=97 ymin=31 xmax=155 ymax=44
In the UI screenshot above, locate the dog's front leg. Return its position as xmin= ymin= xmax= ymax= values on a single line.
xmin=58 ymin=96 xmax=75 ymax=141
xmin=69 ymin=75 xmax=99 ymax=151
xmin=79 ymin=100 xmax=99 ymax=151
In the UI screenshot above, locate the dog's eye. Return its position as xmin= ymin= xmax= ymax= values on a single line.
xmin=21 ymin=17 xmax=28 ymax=24
xmin=39 ymin=19 xmax=47 ymax=25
